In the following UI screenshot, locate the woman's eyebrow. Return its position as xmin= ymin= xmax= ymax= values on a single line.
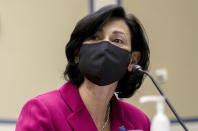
xmin=112 ymin=30 xmax=125 ymax=35
xmin=113 ymin=30 xmax=125 ymax=34
xmin=112 ymin=31 xmax=128 ymax=41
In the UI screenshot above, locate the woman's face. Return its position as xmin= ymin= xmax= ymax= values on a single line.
xmin=83 ymin=17 xmax=132 ymax=52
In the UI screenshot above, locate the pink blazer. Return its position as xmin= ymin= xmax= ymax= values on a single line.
xmin=16 ymin=82 xmax=150 ymax=131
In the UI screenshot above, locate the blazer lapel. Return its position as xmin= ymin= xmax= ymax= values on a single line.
xmin=59 ymin=82 xmax=135 ymax=131
xmin=66 ymin=106 xmax=98 ymax=131
xmin=59 ymin=82 xmax=98 ymax=131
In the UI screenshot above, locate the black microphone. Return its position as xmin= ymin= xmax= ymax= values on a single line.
xmin=133 ymin=65 xmax=188 ymax=131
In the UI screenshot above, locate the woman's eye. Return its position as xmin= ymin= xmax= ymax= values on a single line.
xmin=113 ymin=39 xmax=124 ymax=44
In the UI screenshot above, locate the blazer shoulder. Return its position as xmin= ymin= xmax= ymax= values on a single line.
xmin=34 ymin=89 xmax=60 ymax=104
xmin=33 ymin=88 xmax=70 ymax=112
xmin=16 ymin=95 xmax=55 ymax=131
xmin=16 ymin=86 xmax=73 ymax=131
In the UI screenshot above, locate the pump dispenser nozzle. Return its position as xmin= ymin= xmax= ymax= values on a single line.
xmin=140 ymin=96 xmax=171 ymax=131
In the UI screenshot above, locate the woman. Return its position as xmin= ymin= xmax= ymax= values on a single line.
xmin=16 ymin=5 xmax=150 ymax=131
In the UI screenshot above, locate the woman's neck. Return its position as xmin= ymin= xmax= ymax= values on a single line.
xmin=79 ymin=78 xmax=117 ymax=130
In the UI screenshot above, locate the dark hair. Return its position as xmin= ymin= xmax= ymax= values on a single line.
xmin=64 ymin=5 xmax=150 ymax=98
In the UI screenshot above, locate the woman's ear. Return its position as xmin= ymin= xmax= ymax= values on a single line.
xmin=74 ymin=56 xmax=79 ymax=63
xmin=74 ymin=49 xmax=80 ymax=63
xmin=128 ymin=51 xmax=141 ymax=72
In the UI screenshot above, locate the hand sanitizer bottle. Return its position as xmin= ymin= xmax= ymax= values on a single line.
xmin=140 ymin=96 xmax=171 ymax=131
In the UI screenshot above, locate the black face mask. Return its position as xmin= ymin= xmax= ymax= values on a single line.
xmin=79 ymin=41 xmax=131 ymax=86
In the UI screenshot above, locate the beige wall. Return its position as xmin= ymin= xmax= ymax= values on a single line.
xmin=0 ymin=0 xmax=88 ymax=119
xmin=0 ymin=0 xmax=197 ymax=120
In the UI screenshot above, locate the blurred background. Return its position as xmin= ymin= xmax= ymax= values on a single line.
xmin=0 ymin=0 xmax=197 ymax=130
